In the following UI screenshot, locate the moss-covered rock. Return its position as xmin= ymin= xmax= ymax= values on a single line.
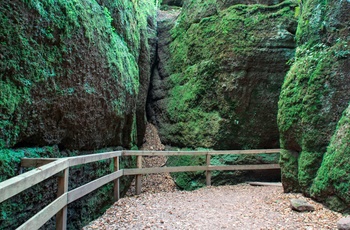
xmin=0 ymin=0 xmax=157 ymax=228
xmin=0 ymin=0 xmax=156 ymax=150
xmin=277 ymin=0 xmax=350 ymax=208
xmin=161 ymin=0 xmax=184 ymax=7
xmin=310 ymin=104 xmax=350 ymax=213
xmin=148 ymin=0 xmax=297 ymax=150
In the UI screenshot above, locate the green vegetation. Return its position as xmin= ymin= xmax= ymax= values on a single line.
xmin=279 ymin=149 xmax=300 ymax=192
xmin=310 ymin=104 xmax=350 ymax=213
xmin=0 ymin=0 xmax=157 ymax=149
xmin=167 ymin=148 xmax=280 ymax=191
xmin=0 ymin=146 xmax=137 ymax=229
xmin=278 ymin=0 xmax=350 ymax=209
xmin=159 ymin=0 xmax=297 ymax=149
xmin=0 ymin=0 xmax=156 ymax=228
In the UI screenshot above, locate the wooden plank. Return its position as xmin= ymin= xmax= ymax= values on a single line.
xmin=68 ymin=151 xmax=122 ymax=167
xmin=123 ymin=149 xmax=281 ymax=156
xmin=124 ymin=164 xmax=280 ymax=176
xmin=123 ymin=151 xmax=208 ymax=156
xmin=206 ymin=153 xmax=211 ymax=186
xmin=67 ymin=170 xmax=123 ymax=204
xmin=17 ymin=193 xmax=68 ymax=230
xmin=113 ymin=157 xmax=120 ymax=201
xmin=21 ymin=158 xmax=58 ymax=168
xmin=209 ymin=149 xmax=281 ymax=155
xmin=123 ymin=166 xmax=208 ymax=175
xmin=247 ymin=182 xmax=282 ymax=187
xmin=56 ymin=168 xmax=69 ymax=230
xmin=135 ymin=156 xmax=142 ymax=195
xmin=208 ymin=164 xmax=280 ymax=171
xmin=0 ymin=159 xmax=69 ymax=203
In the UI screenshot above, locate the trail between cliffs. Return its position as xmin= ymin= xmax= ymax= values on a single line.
xmin=84 ymin=123 xmax=341 ymax=229
xmin=84 ymin=184 xmax=341 ymax=230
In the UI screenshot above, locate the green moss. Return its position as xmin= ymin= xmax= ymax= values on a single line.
xmin=0 ymin=146 xmax=57 ymax=182
xmin=278 ymin=0 xmax=350 ymax=210
xmin=0 ymin=0 xmax=157 ymax=149
xmin=279 ymin=149 xmax=300 ymax=192
xmin=0 ymin=146 xmax=137 ymax=229
xmin=167 ymin=149 xmax=280 ymax=191
xmin=310 ymin=104 xmax=350 ymax=211
xmin=277 ymin=4 xmax=350 ymax=198
xmin=297 ymin=151 xmax=323 ymax=195
xmin=161 ymin=1 xmax=296 ymax=149
xmin=167 ymin=149 xmax=207 ymax=190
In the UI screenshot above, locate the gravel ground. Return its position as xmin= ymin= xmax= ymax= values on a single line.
xmin=84 ymin=184 xmax=343 ymax=230
xmin=126 ymin=123 xmax=177 ymax=196
xmin=84 ymin=124 xmax=343 ymax=229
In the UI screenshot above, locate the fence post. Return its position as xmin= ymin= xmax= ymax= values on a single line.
xmin=56 ymin=168 xmax=69 ymax=230
xmin=135 ymin=155 xmax=142 ymax=195
xmin=113 ymin=156 xmax=120 ymax=201
xmin=206 ymin=152 xmax=211 ymax=186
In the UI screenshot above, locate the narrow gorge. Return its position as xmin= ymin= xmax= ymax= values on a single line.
xmin=0 ymin=0 xmax=349 ymax=229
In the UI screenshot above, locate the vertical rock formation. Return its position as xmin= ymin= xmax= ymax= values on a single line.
xmin=0 ymin=0 xmax=156 ymax=150
xmin=278 ymin=0 xmax=350 ymax=211
xmin=0 ymin=0 xmax=157 ymax=228
xmin=148 ymin=0 xmax=297 ymax=149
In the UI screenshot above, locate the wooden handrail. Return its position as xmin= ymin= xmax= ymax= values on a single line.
xmin=0 ymin=159 xmax=69 ymax=203
xmin=17 ymin=193 xmax=68 ymax=230
xmin=0 ymin=149 xmax=281 ymax=230
xmin=68 ymin=151 xmax=122 ymax=167
xmin=21 ymin=158 xmax=58 ymax=168
xmin=67 ymin=170 xmax=123 ymax=204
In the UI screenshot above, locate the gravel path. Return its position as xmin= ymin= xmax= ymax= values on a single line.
xmin=84 ymin=184 xmax=342 ymax=230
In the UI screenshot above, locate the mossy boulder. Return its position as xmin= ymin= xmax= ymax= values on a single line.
xmin=0 ymin=0 xmax=157 ymax=229
xmin=0 ymin=0 xmax=156 ymax=150
xmin=277 ymin=0 xmax=350 ymax=210
xmin=310 ymin=104 xmax=350 ymax=213
xmin=148 ymin=0 xmax=298 ymax=150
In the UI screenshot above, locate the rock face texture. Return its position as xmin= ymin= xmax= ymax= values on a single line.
xmin=0 ymin=0 xmax=156 ymax=229
xmin=0 ymin=0 xmax=156 ymax=150
xmin=148 ymin=0 xmax=297 ymax=149
xmin=278 ymin=0 xmax=350 ymax=211
xmin=161 ymin=0 xmax=184 ymax=7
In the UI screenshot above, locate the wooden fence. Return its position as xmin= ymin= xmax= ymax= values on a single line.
xmin=0 ymin=149 xmax=281 ymax=230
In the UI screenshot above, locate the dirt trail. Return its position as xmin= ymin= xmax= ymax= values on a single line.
xmin=126 ymin=123 xmax=177 ymax=196
xmin=83 ymin=123 xmax=343 ymax=230
xmin=84 ymin=184 xmax=342 ymax=230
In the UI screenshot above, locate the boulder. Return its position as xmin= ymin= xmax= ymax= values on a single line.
xmin=338 ymin=217 xmax=350 ymax=230
xmin=278 ymin=0 xmax=350 ymax=211
xmin=290 ymin=199 xmax=315 ymax=212
xmin=0 ymin=0 xmax=157 ymax=150
xmin=0 ymin=0 xmax=157 ymax=229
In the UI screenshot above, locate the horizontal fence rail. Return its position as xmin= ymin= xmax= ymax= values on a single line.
xmin=0 ymin=149 xmax=281 ymax=230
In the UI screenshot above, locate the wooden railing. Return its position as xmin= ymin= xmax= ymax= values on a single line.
xmin=0 ymin=149 xmax=281 ymax=230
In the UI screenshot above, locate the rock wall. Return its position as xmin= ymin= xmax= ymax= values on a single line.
xmin=278 ymin=0 xmax=350 ymax=212
xmin=148 ymin=0 xmax=297 ymax=149
xmin=0 ymin=0 xmax=156 ymax=150
xmin=0 ymin=0 xmax=156 ymax=228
